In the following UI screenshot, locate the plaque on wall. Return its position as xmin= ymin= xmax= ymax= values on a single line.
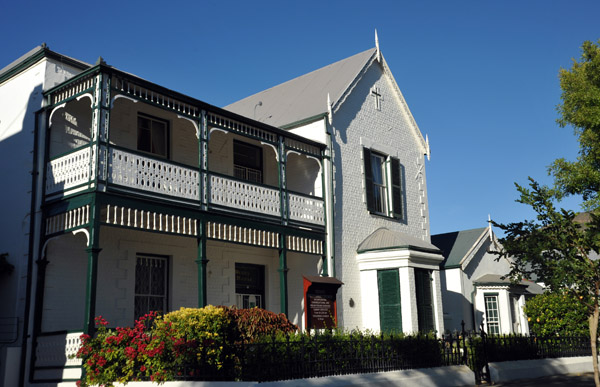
xmin=303 ymin=275 xmax=343 ymax=330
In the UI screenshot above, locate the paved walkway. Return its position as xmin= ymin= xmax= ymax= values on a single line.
xmin=491 ymin=372 xmax=595 ymax=386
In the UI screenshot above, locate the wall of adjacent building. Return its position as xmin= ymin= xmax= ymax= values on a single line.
xmin=0 ymin=55 xmax=83 ymax=386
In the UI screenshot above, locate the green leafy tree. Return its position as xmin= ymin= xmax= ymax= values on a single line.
xmin=524 ymin=291 xmax=590 ymax=336
xmin=550 ymin=40 xmax=600 ymax=210
xmin=494 ymin=180 xmax=600 ymax=385
xmin=495 ymin=39 xmax=600 ymax=386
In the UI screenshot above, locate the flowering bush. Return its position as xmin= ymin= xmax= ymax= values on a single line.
xmin=229 ymin=307 xmax=298 ymax=343
xmin=76 ymin=306 xmax=298 ymax=385
xmin=76 ymin=312 xmax=171 ymax=386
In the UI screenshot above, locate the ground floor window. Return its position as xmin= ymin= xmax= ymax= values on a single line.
xmin=484 ymin=294 xmax=501 ymax=335
xmin=377 ymin=269 xmax=402 ymax=333
xmin=235 ymin=263 xmax=265 ymax=308
xmin=135 ymin=254 xmax=168 ymax=320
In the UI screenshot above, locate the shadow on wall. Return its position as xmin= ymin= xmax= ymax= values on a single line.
xmin=0 ymin=82 xmax=43 ymax=387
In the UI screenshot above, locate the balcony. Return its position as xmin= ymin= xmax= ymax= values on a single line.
xmin=45 ymin=146 xmax=325 ymax=227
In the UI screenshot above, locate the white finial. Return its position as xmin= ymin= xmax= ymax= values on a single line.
xmin=327 ymin=93 xmax=333 ymax=125
xmin=375 ymin=29 xmax=381 ymax=62
xmin=425 ymin=134 xmax=431 ymax=161
xmin=488 ymin=214 xmax=493 ymax=241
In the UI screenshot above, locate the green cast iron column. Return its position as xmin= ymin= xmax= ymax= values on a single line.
xmin=196 ymin=219 xmax=209 ymax=307
xmin=279 ymin=233 xmax=288 ymax=316
xmin=83 ymin=197 xmax=101 ymax=336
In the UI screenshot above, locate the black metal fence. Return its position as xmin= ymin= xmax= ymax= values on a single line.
xmin=164 ymin=329 xmax=592 ymax=383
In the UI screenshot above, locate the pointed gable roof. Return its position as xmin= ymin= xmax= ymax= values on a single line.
xmin=226 ymin=47 xmax=430 ymax=156
xmin=431 ymin=228 xmax=489 ymax=269
xmin=225 ymin=48 xmax=378 ymax=128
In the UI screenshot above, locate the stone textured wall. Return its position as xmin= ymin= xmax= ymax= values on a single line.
xmin=330 ymin=61 xmax=432 ymax=330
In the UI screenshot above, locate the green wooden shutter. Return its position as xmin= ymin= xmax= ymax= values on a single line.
xmin=363 ymin=148 xmax=375 ymax=212
xmin=415 ymin=269 xmax=435 ymax=332
xmin=377 ymin=269 xmax=402 ymax=333
xmin=390 ymin=157 xmax=403 ymax=219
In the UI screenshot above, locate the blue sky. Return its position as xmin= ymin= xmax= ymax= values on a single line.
xmin=2 ymin=1 xmax=598 ymax=235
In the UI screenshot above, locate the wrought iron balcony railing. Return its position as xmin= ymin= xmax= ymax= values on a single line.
xmin=45 ymin=147 xmax=325 ymax=227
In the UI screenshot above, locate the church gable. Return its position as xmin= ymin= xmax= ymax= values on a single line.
xmin=333 ymin=58 xmax=431 ymax=240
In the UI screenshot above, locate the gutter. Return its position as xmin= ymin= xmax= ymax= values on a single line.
xmin=19 ymin=107 xmax=42 ymax=387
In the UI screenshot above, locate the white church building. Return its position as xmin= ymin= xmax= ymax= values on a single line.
xmin=0 ymin=36 xmax=445 ymax=386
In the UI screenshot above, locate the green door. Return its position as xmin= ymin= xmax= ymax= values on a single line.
xmin=377 ymin=269 xmax=402 ymax=333
xmin=415 ymin=269 xmax=435 ymax=332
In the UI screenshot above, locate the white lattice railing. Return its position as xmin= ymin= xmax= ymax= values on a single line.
xmin=46 ymin=147 xmax=93 ymax=195
xmin=210 ymin=175 xmax=281 ymax=217
xmin=35 ymin=331 xmax=83 ymax=368
xmin=288 ymin=193 xmax=325 ymax=226
xmin=108 ymin=148 xmax=199 ymax=200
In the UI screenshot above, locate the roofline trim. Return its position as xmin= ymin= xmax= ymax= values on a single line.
xmin=42 ymin=64 xmax=326 ymax=149
xmin=280 ymin=113 xmax=328 ymax=130
xmin=357 ymin=244 xmax=441 ymax=255
xmin=0 ymin=46 xmax=90 ymax=85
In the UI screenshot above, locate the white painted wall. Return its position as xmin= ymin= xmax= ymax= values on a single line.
xmin=0 ymin=54 xmax=84 ymax=384
xmin=326 ymin=62 xmax=435 ymax=331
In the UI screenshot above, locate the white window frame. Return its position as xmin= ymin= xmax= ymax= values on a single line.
xmin=484 ymin=294 xmax=501 ymax=335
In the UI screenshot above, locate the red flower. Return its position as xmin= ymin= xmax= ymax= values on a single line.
xmin=94 ymin=316 xmax=109 ymax=326
xmin=140 ymin=365 xmax=147 ymax=372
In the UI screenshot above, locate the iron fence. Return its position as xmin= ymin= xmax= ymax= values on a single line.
xmin=172 ymin=331 xmax=468 ymax=382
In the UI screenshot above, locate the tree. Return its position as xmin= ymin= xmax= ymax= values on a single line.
xmin=525 ymin=291 xmax=590 ymax=337
xmin=550 ymin=40 xmax=600 ymax=210
xmin=494 ymin=180 xmax=600 ymax=386
xmin=495 ymin=40 xmax=600 ymax=387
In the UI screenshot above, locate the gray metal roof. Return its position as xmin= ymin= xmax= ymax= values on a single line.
xmin=225 ymin=48 xmax=377 ymax=128
xmin=357 ymin=227 xmax=441 ymax=253
xmin=431 ymin=228 xmax=488 ymax=269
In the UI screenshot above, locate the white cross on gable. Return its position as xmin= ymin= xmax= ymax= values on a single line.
xmin=371 ymin=87 xmax=383 ymax=111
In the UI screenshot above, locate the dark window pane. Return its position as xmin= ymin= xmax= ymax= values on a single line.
xmin=137 ymin=128 xmax=151 ymax=153
xmin=135 ymin=260 xmax=150 ymax=294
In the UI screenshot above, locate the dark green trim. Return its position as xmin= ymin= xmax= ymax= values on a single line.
xmin=43 ymin=192 xmax=95 ymax=215
xmin=0 ymin=46 xmax=89 ymax=85
xmin=44 ymin=87 xmax=95 ymax=110
xmin=278 ymin=233 xmax=288 ymax=316
xmin=357 ymin=244 xmax=441 ymax=255
xmin=96 ymin=190 xmax=325 ymax=240
xmin=196 ymin=220 xmax=208 ymax=307
xmin=107 ymin=182 xmax=199 ymax=206
xmin=34 ymin=365 xmax=82 ymax=370
xmin=37 ymin=329 xmax=84 ymax=336
xmin=279 ymin=113 xmax=328 ymax=130
xmin=44 ymin=182 xmax=94 ymax=201
xmin=83 ymin=194 xmax=102 ymax=336
xmin=33 ymin=378 xmax=82 ymax=383
xmin=476 ymin=282 xmax=524 ymax=288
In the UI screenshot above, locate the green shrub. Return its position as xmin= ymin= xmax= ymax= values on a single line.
xmin=524 ymin=291 xmax=589 ymax=336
